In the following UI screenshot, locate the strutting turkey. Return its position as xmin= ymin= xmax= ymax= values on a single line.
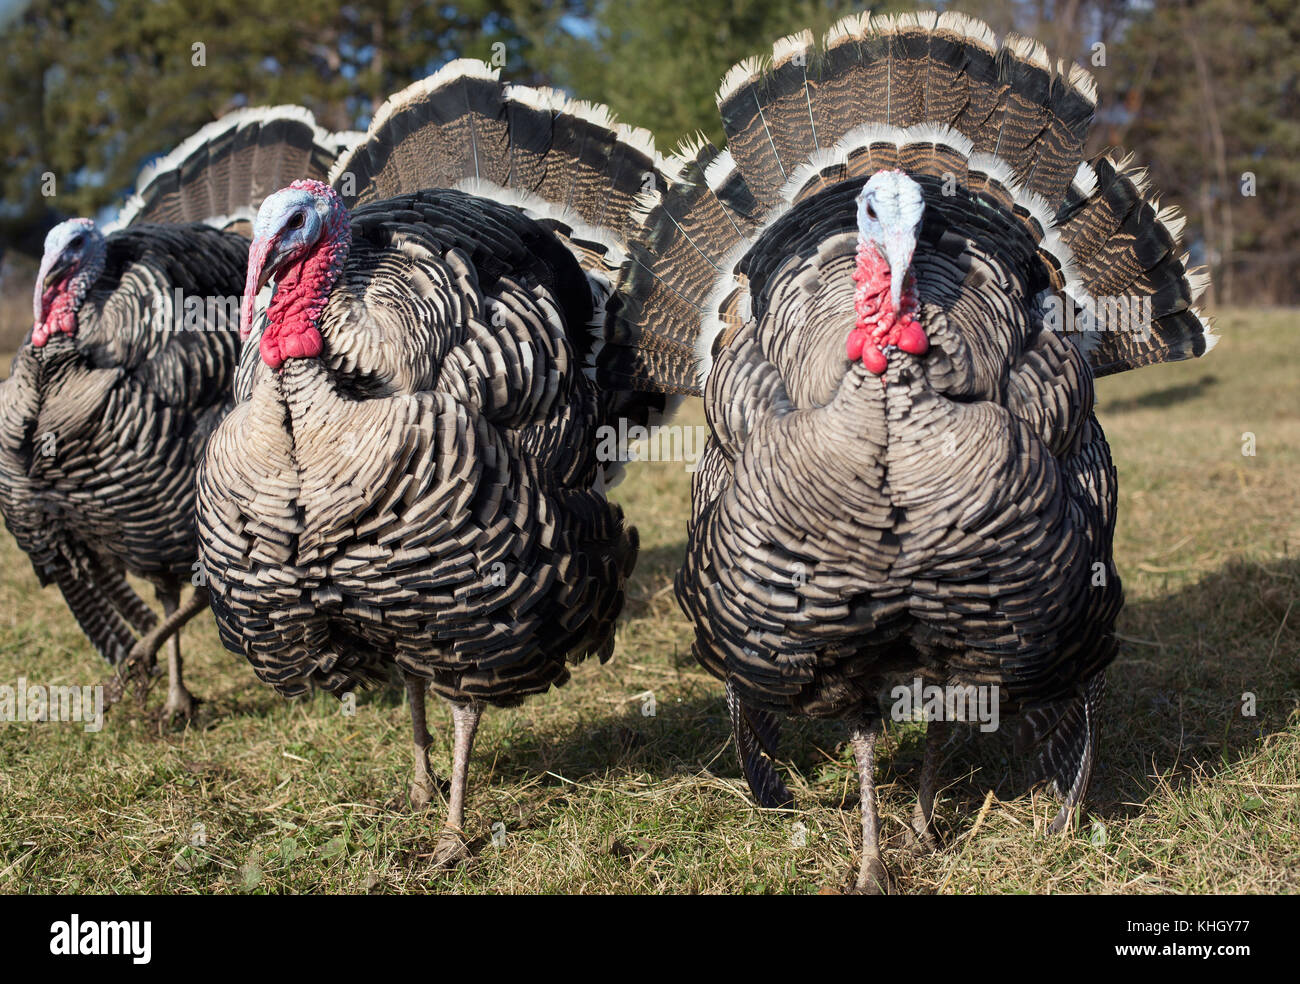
xmin=0 ymin=107 xmax=350 ymax=718
xmin=621 ymin=11 xmax=1216 ymax=891
xmin=195 ymin=61 xmax=690 ymax=864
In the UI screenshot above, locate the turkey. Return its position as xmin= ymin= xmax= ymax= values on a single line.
xmin=0 ymin=107 xmax=350 ymax=719
xmin=621 ymin=11 xmax=1216 ymax=891
xmin=195 ymin=61 xmax=691 ymax=863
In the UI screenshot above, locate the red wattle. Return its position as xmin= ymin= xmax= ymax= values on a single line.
xmin=258 ymin=224 xmax=345 ymax=370
xmin=896 ymin=320 xmax=929 ymax=355
xmin=260 ymin=325 xmax=323 ymax=370
xmin=846 ymin=328 xmax=867 ymax=361
xmin=32 ymin=273 xmax=78 ymax=348
xmin=849 ymin=241 xmax=929 ymax=377
xmin=860 ymin=342 xmax=887 ymax=375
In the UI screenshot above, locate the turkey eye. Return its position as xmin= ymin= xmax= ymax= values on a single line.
xmin=866 ymin=203 xmax=877 ymax=220
xmin=69 ymin=236 xmax=83 ymax=248
xmin=288 ymin=213 xmax=305 ymax=230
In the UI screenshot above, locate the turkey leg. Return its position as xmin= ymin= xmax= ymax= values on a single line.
xmin=910 ymin=720 xmax=947 ymax=851
xmin=157 ymin=587 xmax=196 ymax=720
xmin=850 ymin=723 xmax=888 ymax=893
xmin=118 ymin=585 xmax=209 ymax=700
xmin=405 ymin=674 xmax=439 ymax=808
xmin=433 ymin=700 xmax=483 ymax=867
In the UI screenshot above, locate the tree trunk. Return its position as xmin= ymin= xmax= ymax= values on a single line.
xmin=1184 ymin=4 xmax=1233 ymax=305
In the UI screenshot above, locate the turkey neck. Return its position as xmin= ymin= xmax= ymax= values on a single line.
xmin=32 ymin=254 xmax=103 ymax=349
xmin=260 ymin=223 xmax=349 ymax=371
xmin=25 ymin=332 xmax=84 ymax=387
xmin=846 ymin=243 xmax=927 ymax=375
xmin=275 ymin=357 xmax=346 ymax=435
xmin=273 ymin=359 xmax=395 ymax=475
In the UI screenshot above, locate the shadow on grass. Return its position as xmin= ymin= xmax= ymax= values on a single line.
xmin=118 ymin=554 xmax=1296 ymax=872
xmin=623 ymin=539 xmax=687 ymax=606
xmin=1086 ymin=556 xmax=1298 ymax=817
xmin=476 ymin=556 xmax=1298 ymax=843
xmin=1099 ymin=374 xmax=1218 ymax=414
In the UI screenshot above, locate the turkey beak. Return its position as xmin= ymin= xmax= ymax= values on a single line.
xmin=241 ymin=234 xmax=281 ymax=341
xmin=33 ymin=250 xmax=72 ymax=324
xmin=883 ymin=230 xmax=916 ymax=314
xmin=42 ymin=254 xmax=74 ymax=288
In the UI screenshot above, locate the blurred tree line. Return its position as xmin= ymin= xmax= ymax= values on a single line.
xmin=2 ymin=0 xmax=1296 ymax=306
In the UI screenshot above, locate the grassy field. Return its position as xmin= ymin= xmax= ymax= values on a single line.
xmin=1 ymin=308 xmax=1297 ymax=894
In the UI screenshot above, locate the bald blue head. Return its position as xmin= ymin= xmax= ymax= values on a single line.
xmin=250 ymin=185 xmax=330 ymax=285
xmin=856 ymin=170 xmax=925 ymax=312
xmin=42 ymin=217 xmax=101 ymax=262
xmin=34 ymin=218 xmax=105 ymax=323
xmin=241 ymin=179 xmax=349 ymax=343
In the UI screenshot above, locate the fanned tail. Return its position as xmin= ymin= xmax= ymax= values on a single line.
xmin=622 ymin=11 xmax=1213 ymax=389
xmin=1018 ymin=671 xmax=1106 ymax=832
xmin=1057 ymin=158 xmax=1217 ymax=375
xmin=612 ymin=136 xmax=762 ymax=395
xmin=717 ymin=11 xmax=1095 ymax=216
xmin=330 ymin=59 xmax=695 ymax=415
xmin=111 ymin=107 xmax=350 ymax=233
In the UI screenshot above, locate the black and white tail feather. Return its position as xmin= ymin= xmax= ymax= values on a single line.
xmin=615 ymin=9 xmax=1215 ymax=392
xmin=1019 ymin=672 xmax=1107 ymax=831
xmin=328 ymin=59 xmax=697 ymax=428
xmin=109 ymin=105 xmax=353 ymax=234
xmin=727 ymin=679 xmax=794 ymax=809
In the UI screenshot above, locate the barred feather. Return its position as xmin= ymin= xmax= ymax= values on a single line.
xmin=634 ymin=13 xmax=1212 ymax=846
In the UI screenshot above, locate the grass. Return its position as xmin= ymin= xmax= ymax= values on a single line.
xmin=1 ymin=307 xmax=1297 ymax=894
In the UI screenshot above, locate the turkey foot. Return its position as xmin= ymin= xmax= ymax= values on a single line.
xmin=156 ymin=588 xmax=198 ymax=723
xmin=161 ymin=679 xmax=196 ymax=724
xmin=132 ymin=657 xmax=159 ymax=710
xmin=431 ymin=828 xmax=471 ymax=868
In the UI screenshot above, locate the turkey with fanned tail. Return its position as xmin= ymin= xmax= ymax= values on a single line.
xmin=616 ymin=11 xmax=1215 ymax=892
xmin=196 ymin=61 xmax=693 ymax=864
xmin=0 ymin=107 xmax=349 ymax=719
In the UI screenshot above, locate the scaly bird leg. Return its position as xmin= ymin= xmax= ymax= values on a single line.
xmin=158 ymin=587 xmax=196 ymax=721
xmin=119 ymin=586 xmax=209 ymax=704
xmin=910 ymin=720 xmax=947 ymax=852
xmin=850 ymin=722 xmax=888 ymax=894
xmin=433 ymin=700 xmax=483 ymax=868
xmin=405 ymin=674 xmax=438 ymax=809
